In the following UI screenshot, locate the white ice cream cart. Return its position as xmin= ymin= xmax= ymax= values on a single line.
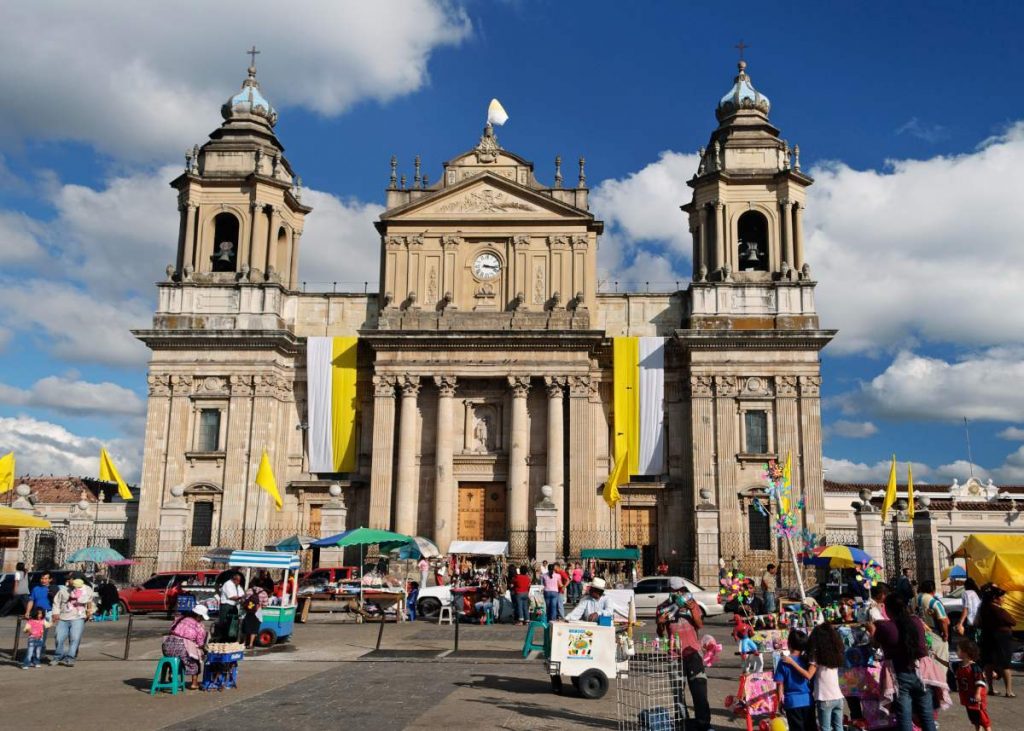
xmin=547 ymin=621 xmax=630 ymax=699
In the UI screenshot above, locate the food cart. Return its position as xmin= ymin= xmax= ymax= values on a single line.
xmin=548 ymin=621 xmax=629 ymax=699
xmin=203 ymin=549 xmax=301 ymax=646
xmin=416 ymin=540 xmax=508 ymax=619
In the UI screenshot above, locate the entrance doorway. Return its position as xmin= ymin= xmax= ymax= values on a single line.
xmin=621 ymin=506 xmax=658 ymax=576
xmin=458 ymin=483 xmax=507 ymax=541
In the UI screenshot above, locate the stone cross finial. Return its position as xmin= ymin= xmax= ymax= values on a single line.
xmin=246 ymin=45 xmax=260 ymax=70
xmin=735 ymin=40 xmax=749 ymax=61
xmin=554 ymin=156 xmax=563 ymax=188
xmin=577 ymin=156 xmax=586 ymax=188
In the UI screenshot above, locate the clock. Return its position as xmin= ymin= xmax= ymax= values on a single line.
xmin=472 ymin=252 xmax=501 ymax=280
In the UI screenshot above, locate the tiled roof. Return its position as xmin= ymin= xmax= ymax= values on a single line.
xmin=12 ymin=476 xmax=136 ymax=504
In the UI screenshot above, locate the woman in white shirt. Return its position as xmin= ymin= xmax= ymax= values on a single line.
xmin=808 ymin=623 xmax=847 ymax=731
xmin=956 ymin=577 xmax=982 ymax=642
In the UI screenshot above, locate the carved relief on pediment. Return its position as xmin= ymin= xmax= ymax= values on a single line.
xmin=435 ymin=187 xmax=536 ymax=214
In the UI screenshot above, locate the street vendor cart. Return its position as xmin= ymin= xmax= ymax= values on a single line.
xmin=548 ymin=621 xmax=629 ymax=699
xmin=203 ymin=549 xmax=301 ymax=646
xmin=416 ymin=540 xmax=509 ymax=619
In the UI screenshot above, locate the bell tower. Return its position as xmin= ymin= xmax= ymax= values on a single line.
xmin=678 ymin=61 xmax=836 ymax=585
xmin=170 ymin=55 xmax=310 ymax=288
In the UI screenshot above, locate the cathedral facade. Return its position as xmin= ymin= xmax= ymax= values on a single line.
xmin=134 ymin=60 xmax=833 ymax=583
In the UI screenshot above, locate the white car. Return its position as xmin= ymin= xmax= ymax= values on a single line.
xmin=632 ymin=576 xmax=723 ymax=618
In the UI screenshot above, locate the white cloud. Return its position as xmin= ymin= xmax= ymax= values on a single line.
xmin=0 ymin=211 xmax=46 ymax=264
xmin=0 ymin=2 xmax=471 ymax=160
xmin=999 ymin=427 xmax=1024 ymax=441
xmin=0 ymin=280 xmax=152 ymax=367
xmin=0 ymin=415 xmax=142 ymax=483
xmin=825 ymin=420 xmax=879 ymax=439
xmin=895 ymin=118 xmax=949 ymax=143
xmin=822 ymin=455 xmax=989 ymax=485
xmin=0 ymin=376 xmax=144 ymax=417
xmin=299 ymin=190 xmax=384 ymax=287
xmin=836 ymin=348 xmax=1024 ymax=422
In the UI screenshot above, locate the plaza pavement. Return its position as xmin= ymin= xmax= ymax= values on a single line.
xmin=0 ymin=613 xmax=1019 ymax=730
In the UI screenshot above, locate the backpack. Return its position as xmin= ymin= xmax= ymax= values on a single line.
xmin=242 ymin=591 xmax=261 ymax=613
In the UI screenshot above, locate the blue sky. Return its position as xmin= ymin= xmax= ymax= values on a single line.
xmin=1 ymin=1 xmax=1024 ymax=486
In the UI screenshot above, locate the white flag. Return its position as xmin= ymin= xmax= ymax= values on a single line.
xmin=487 ymin=98 xmax=509 ymax=126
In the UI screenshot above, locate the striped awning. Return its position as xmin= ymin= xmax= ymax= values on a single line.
xmin=202 ymin=550 xmax=301 ymax=570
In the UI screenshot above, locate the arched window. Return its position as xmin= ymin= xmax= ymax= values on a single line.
xmin=737 ymin=210 xmax=769 ymax=272
xmin=274 ymin=226 xmax=288 ymax=275
xmin=211 ymin=212 xmax=240 ymax=272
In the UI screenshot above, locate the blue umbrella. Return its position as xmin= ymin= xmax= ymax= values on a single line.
xmin=68 ymin=546 xmax=125 ymax=564
xmin=942 ymin=564 xmax=967 ymax=580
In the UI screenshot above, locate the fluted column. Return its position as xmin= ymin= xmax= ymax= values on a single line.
xmin=713 ymin=376 xmax=740 ymax=532
xmin=508 ymin=376 xmax=531 ymax=531
xmin=568 ymin=376 xmax=599 ymax=553
xmin=781 ymin=200 xmax=794 ymax=269
xmin=697 ymin=207 xmax=708 ymax=276
xmin=182 ymin=203 xmax=198 ymax=272
xmin=138 ymin=374 xmax=172 ymax=530
xmin=433 ymin=375 xmax=457 ymax=551
xmin=544 ymin=377 xmax=565 ymax=552
xmin=689 ymin=376 xmax=715 ymax=506
xmin=714 ymin=201 xmax=726 ymax=273
xmin=793 ymin=203 xmax=805 ymax=271
xmin=799 ymin=376 xmax=825 ymax=532
xmin=265 ymin=206 xmax=281 ymax=277
xmin=368 ymin=376 xmax=397 ymax=529
xmin=394 ymin=376 xmax=421 ymax=535
xmin=220 ymin=376 xmax=254 ymax=530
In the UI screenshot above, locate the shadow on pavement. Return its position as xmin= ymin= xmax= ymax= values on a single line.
xmin=461 ymin=673 xmax=553 ymax=694
xmin=465 ymin=696 xmax=617 ymax=729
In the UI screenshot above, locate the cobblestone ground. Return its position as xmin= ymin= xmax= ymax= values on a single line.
xmin=0 ymin=614 xmax=1019 ymax=730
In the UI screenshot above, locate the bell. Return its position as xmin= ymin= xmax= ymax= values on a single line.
xmin=742 ymin=242 xmax=760 ymax=264
xmin=217 ymin=241 xmax=235 ymax=262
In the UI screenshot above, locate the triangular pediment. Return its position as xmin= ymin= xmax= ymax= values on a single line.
xmin=381 ymin=172 xmax=592 ymax=222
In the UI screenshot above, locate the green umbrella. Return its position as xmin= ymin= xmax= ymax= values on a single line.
xmin=312 ymin=527 xmax=414 ymax=549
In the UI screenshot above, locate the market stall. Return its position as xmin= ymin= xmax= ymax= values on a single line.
xmin=202 ymin=549 xmax=301 ymax=646
xmin=416 ymin=541 xmax=508 ymax=621
xmin=310 ymin=527 xmax=412 ymax=621
xmin=953 ymin=533 xmax=1024 ymax=629
xmin=581 ymin=547 xmax=640 ymax=588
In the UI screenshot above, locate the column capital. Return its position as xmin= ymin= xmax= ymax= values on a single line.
xmin=775 ymin=375 xmax=798 ymax=397
xmin=170 ymin=374 xmax=193 ymax=395
xmin=714 ymin=375 xmax=739 ymax=398
xmin=434 ymin=374 xmax=458 ymax=397
xmin=398 ymin=375 xmax=421 ymax=397
xmin=688 ymin=375 xmax=713 ymax=398
xmin=780 ymin=198 xmax=793 ymax=209
xmin=799 ymin=375 xmax=821 ymax=397
xmin=147 ymin=373 xmax=171 ymax=397
xmin=544 ymin=376 xmax=566 ymax=398
xmin=508 ymin=375 xmax=531 ymax=398
xmin=373 ymin=374 xmax=397 ymax=398
xmin=568 ymin=374 xmax=595 ymax=398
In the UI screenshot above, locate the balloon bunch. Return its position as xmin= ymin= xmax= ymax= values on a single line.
xmin=701 ymin=634 xmax=723 ymax=667
xmin=719 ymin=570 xmax=755 ymax=604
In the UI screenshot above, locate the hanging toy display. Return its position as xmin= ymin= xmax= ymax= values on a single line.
xmin=719 ymin=570 xmax=755 ymax=604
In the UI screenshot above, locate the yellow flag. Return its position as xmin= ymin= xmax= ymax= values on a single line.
xmin=255 ymin=449 xmax=283 ymax=511
xmin=880 ymin=454 xmax=897 ymax=521
xmin=603 ymin=451 xmax=627 ymax=509
xmin=99 ymin=448 xmax=133 ymax=500
xmin=0 ymin=451 xmax=14 ymax=494
xmin=907 ymin=462 xmax=915 ymax=522
xmin=780 ymin=452 xmax=792 ymax=513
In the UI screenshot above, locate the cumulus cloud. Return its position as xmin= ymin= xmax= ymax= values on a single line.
xmin=822 ymin=455 xmax=989 ymax=485
xmin=0 ymin=376 xmax=144 ymax=417
xmin=824 ymin=420 xmax=879 ymax=439
xmin=0 ymin=211 xmax=47 ymax=264
xmin=0 ymin=415 xmax=142 ymax=483
xmin=299 ymin=190 xmax=384 ymax=287
xmin=836 ymin=348 xmax=1024 ymax=422
xmin=0 ymin=1 xmax=471 ymax=160
xmin=999 ymin=427 xmax=1024 ymax=440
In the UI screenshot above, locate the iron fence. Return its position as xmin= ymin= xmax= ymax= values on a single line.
xmin=882 ymin=523 xmax=916 ymax=584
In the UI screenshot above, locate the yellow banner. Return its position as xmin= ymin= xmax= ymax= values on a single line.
xmin=612 ymin=336 xmax=640 ymax=476
xmin=330 ymin=336 xmax=359 ymax=473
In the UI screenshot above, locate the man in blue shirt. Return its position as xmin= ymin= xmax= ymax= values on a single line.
xmin=24 ymin=572 xmax=53 ymax=663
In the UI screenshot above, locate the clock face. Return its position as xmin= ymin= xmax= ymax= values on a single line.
xmin=472 ymin=252 xmax=501 ymax=280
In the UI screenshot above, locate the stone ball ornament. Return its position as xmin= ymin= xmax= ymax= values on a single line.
xmin=329 ymin=483 xmax=342 ymax=498
xmin=541 ymin=484 xmax=553 ymax=499
xmin=169 ymin=484 xmax=186 ymax=498
xmin=15 ymin=483 xmax=31 ymax=498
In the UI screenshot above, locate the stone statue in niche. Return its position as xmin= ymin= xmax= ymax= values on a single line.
xmin=473 ymin=414 xmax=492 ymax=453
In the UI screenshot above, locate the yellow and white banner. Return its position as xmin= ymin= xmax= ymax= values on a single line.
xmin=306 ymin=336 xmax=358 ymax=473
xmin=612 ymin=336 xmax=665 ymax=477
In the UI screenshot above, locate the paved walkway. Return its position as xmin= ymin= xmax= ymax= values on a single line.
xmin=0 ymin=614 xmax=1019 ymax=730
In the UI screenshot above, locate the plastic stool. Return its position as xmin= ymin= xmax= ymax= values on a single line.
xmin=522 ymin=618 xmax=549 ymax=658
xmin=150 ymin=656 xmax=185 ymax=695
xmin=438 ymin=605 xmax=453 ymax=625
xmin=484 ymin=606 xmax=495 ymax=625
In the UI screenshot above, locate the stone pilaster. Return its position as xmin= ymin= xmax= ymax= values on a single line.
xmin=568 ymin=375 xmax=599 ymax=551
xmin=689 ymin=376 xmax=715 ymax=508
xmin=265 ymin=206 xmax=281 ymax=275
xmin=243 ymin=376 xmax=283 ymax=547
xmin=164 ymin=374 xmax=194 ymax=509
xmin=220 ymin=376 xmax=254 ymax=530
xmin=855 ymin=498 xmax=885 ymax=574
xmin=780 ymin=199 xmax=794 ymax=267
xmin=157 ymin=490 xmax=190 ymax=572
xmin=799 ymin=375 xmax=825 ymax=532
xmin=138 ymin=374 xmax=172 ymax=530
xmin=695 ymin=492 xmax=721 ymax=589
xmin=793 ymin=204 xmax=805 ymax=270
xmin=713 ymin=376 xmax=739 ymax=529
xmin=714 ymin=200 xmax=725 ymax=272
xmin=394 ymin=375 xmax=421 ymax=536
xmin=508 ymin=376 xmax=531 ymax=531
xmin=433 ymin=375 xmax=457 ymax=552
xmin=368 ymin=376 xmax=397 ymax=530
xmin=775 ymin=375 xmax=800 ymax=524
xmin=544 ymin=376 xmax=565 ymax=553
xmin=913 ymin=504 xmax=941 ymax=591
xmin=318 ymin=488 xmax=348 ymax=567
xmin=534 ymin=487 xmax=558 ymax=565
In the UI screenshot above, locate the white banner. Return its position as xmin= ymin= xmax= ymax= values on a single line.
xmin=637 ymin=336 xmax=665 ymax=475
xmin=306 ymin=336 xmax=334 ymax=473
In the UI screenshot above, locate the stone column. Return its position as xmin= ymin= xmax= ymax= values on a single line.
xmin=219 ymin=376 xmax=254 ymax=530
xmin=697 ymin=207 xmax=708 ymax=275
xmin=534 ymin=486 xmax=558 ymax=565
xmin=244 ymin=376 xmax=284 ymax=547
xmin=157 ymin=487 xmax=190 ymax=572
xmin=568 ymin=376 xmax=599 ymax=553
xmin=913 ymin=500 xmax=941 ymax=590
xmin=137 ymin=374 xmax=172 ymax=531
xmin=713 ymin=376 xmax=739 ymax=528
xmin=714 ymin=201 xmax=725 ymax=273
xmin=433 ymin=375 xmax=457 ymax=552
xmin=265 ymin=206 xmax=281 ymax=277
xmin=689 ymin=376 xmax=715 ymax=507
xmin=855 ymin=495 xmax=885 ymax=574
xmin=781 ymin=200 xmax=794 ymax=268
xmin=799 ymin=376 xmax=826 ymax=532
xmin=368 ymin=376 xmax=397 ymax=530
xmin=775 ymin=375 xmax=800 ymax=525
xmin=318 ymin=484 xmax=348 ymax=567
xmin=508 ymin=376 xmax=531 ymax=531
xmin=793 ymin=203 xmax=805 ymax=271
xmin=288 ymin=232 xmax=302 ymax=289
xmin=544 ymin=377 xmax=565 ymax=553
xmin=182 ymin=203 xmax=198 ymax=271
xmin=394 ymin=376 xmax=421 ymax=536
xmin=695 ymin=490 xmax=721 ymax=589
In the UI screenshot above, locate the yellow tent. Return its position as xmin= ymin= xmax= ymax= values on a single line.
xmin=0 ymin=505 xmax=51 ymax=529
xmin=952 ymin=533 xmax=1024 ymax=630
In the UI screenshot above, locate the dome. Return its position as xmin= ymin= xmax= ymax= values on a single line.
xmin=716 ymin=61 xmax=770 ymax=121
xmin=222 ymin=66 xmax=278 ymax=127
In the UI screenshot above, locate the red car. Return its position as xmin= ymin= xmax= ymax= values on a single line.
xmin=119 ymin=570 xmax=226 ymax=613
